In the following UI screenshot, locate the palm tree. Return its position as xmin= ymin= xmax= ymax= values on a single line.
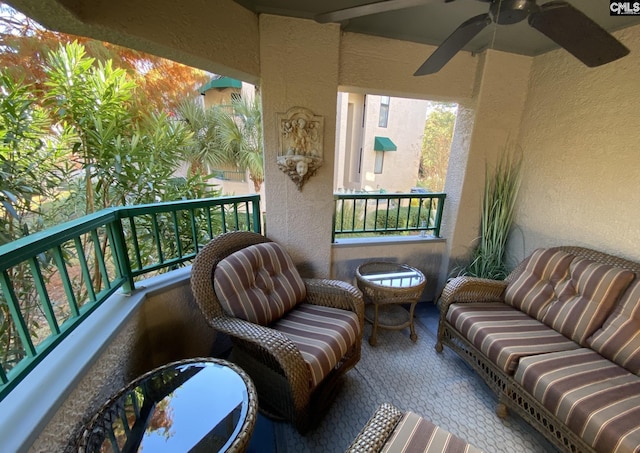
xmin=216 ymin=94 xmax=264 ymax=192
xmin=177 ymin=99 xmax=230 ymax=176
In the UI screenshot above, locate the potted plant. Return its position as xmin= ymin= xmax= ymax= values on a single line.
xmin=463 ymin=146 xmax=522 ymax=280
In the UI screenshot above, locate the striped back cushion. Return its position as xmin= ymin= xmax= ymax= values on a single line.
xmin=588 ymin=280 xmax=640 ymax=375
xmin=541 ymin=258 xmax=634 ymax=345
xmin=504 ymin=248 xmax=574 ymax=320
xmin=214 ymin=242 xmax=306 ymax=325
xmin=382 ymin=411 xmax=483 ymax=453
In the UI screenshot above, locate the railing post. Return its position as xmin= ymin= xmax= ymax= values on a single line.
xmin=434 ymin=195 xmax=446 ymax=238
xmin=109 ymin=218 xmax=135 ymax=293
xmin=251 ymin=197 xmax=262 ymax=234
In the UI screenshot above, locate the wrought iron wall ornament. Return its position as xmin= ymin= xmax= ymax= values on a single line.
xmin=276 ymin=107 xmax=324 ymax=190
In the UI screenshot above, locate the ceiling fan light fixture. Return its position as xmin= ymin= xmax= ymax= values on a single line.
xmin=490 ymin=0 xmax=538 ymax=25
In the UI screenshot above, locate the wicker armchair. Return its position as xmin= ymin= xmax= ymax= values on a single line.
xmin=190 ymin=231 xmax=364 ymax=433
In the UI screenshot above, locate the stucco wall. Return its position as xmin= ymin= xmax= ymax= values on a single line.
xmin=511 ymin=25 xmax=640 ymax=265
xmin=331 ymin=238 xmax=446 ymax=303
xmin=259 ymin=15 xmax=341 ymax=278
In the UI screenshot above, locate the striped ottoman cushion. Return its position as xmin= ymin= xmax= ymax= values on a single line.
xmin=214 ymin=242 xmax=306 ymax=325
xmin=382 ymin=411 xmax=483 ymax=453
xmin=515 ymin=348 xmax=640 ymax=453
xmin=272 ymin=303 xmax=360 ymax=389
xmin=588 ymin=280 xmax=640 ymax=375
xmin=447 ymin=303 xmax=579 ymax=374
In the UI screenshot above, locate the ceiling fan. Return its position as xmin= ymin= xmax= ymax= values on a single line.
xmin=315 ymin=0 xmax=630 ymax=76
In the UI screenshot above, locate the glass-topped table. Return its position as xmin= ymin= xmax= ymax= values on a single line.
xmin=78 ymin=358 xmax=257 ymax=453
xmin=355 ymin=262 xmax=426 ymax=346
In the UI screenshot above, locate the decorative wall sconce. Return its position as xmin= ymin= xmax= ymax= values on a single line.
xmin=276 ymin=106 xmax=324 ymax=191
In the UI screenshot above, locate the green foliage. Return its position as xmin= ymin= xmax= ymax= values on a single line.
xmin=216 ymin=95 xmax=264 ymax=191
xmin=463 ymin=147 xmax=522 ymax=280
xmin=0 ymin=42 xmax=217 ymax=374
xmin=375 ymin=205 xmax=430 ymax=233
xmin=419 ymin=103 xmax=456 ymax=192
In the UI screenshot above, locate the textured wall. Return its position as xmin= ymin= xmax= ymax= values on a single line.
xmin=512 ymin=25 xmax=640 ymax=264
xmin=332 ymin=239 xmax=446 ymax=302
xmin=260 ymin=15 xmax=341 ymax=278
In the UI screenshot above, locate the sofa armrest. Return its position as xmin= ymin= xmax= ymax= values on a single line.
xmin=438 ymin=276 xmax=508 ymax=316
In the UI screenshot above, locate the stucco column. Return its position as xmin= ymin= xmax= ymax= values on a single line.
xmin=438 ymin=50 xmax=532 ymax=289
xmin=259 ymin=15 xmax=341 ymax=277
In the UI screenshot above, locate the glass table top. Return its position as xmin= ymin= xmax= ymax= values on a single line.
xmin=81 ymin=359 xmax=251 ymax=453
xmin=357 ymin=262 xmax=425 ymax=289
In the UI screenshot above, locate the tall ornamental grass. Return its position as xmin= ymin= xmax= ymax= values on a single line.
xmin=464 ymin=148 xmax=522 ymax=280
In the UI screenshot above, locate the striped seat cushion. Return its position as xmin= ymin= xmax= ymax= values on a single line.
xmin=541 ymin=258 xmax=634 ymax=346
xmin=515 ymin=349 xmax=640 ymax=453
xmin=271 ymin=303 xmax=360 ymax=389
xmin=214 ymin=242 xmax=306 ymax=325
xmin=447 ymin=303 xmax=579 ymax=374
xmin=588 ymin=280 xmax=640 ymax=375
xmin=382 ymin=411 xmax=483 ymax=453
xmin=504 ymin=248 xmax=574 ymax=320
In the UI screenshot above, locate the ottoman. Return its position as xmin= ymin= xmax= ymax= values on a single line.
xmin=347 ymin=403 xmax=482 ymax=453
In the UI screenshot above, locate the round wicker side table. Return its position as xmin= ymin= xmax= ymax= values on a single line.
xmin=355 ymin=261 xmax=426 ymax=346
xmin=77 ymin=357 xmax=257 ymax=453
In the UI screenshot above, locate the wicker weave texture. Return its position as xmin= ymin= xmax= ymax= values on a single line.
xmin=190 ymin=231 xmax=364 ymax=433
xmin=346 ymin=403 xmax=404 ymax=453
xmin=436 ymin=246 xmax=640 ymax=453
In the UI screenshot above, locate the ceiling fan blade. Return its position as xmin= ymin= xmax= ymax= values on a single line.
xmin=414 ymin=13 xmax=491 ymax=76
xmin=315 ymin=0 xmax=432 ymax=24
xmin=528 ymin=1 xmax=629 ymax=67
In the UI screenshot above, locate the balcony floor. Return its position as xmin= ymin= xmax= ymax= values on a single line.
xmin=246 ymin=302 xmax=556 ymax=452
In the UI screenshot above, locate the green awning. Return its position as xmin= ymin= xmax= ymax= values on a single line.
xmin=199 ymin=76 xmax=242 ymax=94
xmin=374 ymin=136 xmax=397 ymax=151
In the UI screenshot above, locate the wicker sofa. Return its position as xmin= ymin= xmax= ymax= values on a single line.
xmin=436 ymin=246 xmax=640 ymax=453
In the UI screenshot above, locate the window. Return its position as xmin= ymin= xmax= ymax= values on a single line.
xmin=378 ymin=96 xmax=390 ymax=128
xmin=374 ymin=151 xmax=384 ymax=174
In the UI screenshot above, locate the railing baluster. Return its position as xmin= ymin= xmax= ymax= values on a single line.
xmin=233 ymin=203 xmax=240 ymax=230
xmin=128 ymin=217 xmax=143 ymax=271
xmin=0 ymin=271 xmax=36 ymax=358
xmin=28 ymin=258 xmax=60 ymax=335
xmin=52 ymin=245 xmax=80 ymax=317
xmin=171 ymin=210 xmax=183 ymax=259
xmin=189 ymin=209 xmax=199 ymax=252
xmin=221 ymin=205 xmax=227 ymax=233
xmin=434 ymin=197 xmax=445 ymax=237
xmin=206 ymin=207 xmax=214 ymax=239
xmin=151 ymin=213 xmax=164 ymax=264
xmin=91 ymin=230 xmax=111 ymax=290
xmin=74 ymin=237 xmax=96 ymax=303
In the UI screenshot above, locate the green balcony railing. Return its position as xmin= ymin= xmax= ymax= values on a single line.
xmin=0 ymin=195 xmax=260 ymax=401
xmin=333 ymin=192 xmax=446 ymax=242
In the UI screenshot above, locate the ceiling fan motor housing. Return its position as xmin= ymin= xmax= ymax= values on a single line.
xmin=490 ymin=0 xmax=538 ymax=24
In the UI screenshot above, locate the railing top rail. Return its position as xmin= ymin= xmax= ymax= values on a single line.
xmin=334 ymin=192 xmax=446 ymax=200
xmin=116 ymin=195 xmax=259 ymax=216
xmin=0 ymin=195 xmax=260 ymax=273
xmin=0 ymin=208 xmax=120 ymax=271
